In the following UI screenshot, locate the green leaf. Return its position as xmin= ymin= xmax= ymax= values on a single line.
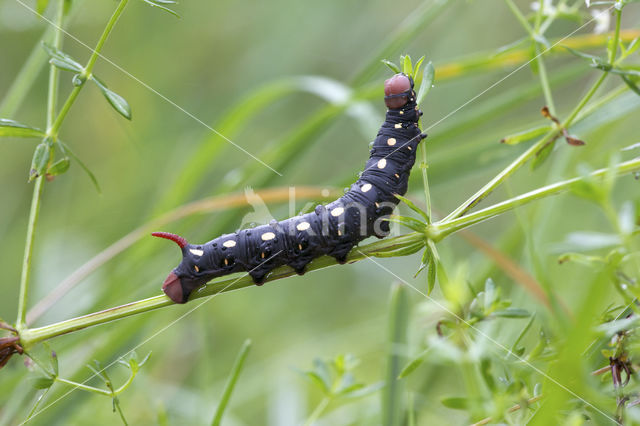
xmin=311 ymin=358 xmax=332 ymax=393
xmin=394 ymin=194 xmax=429 ymax=222
xmin=440 ymin=396 xmax=469 ymax=410
xmin=36 ymin=0 xmax=49 ymax=14
xmin=414 ymin=246 xmax=433 ymax=278
xmin=381 ymin=59 xmax=400 ymax=74
xmin=530 ymin=140 xmax=555 ymax=170
xmin=31 ymin=375 xmax=54 ymax=390
xmin=402 ymin=54 xmax=413 ymax=77
xmin=416 ymin=61 xmax=435 ymax=106
xmin=427 ymin=256 xmax=436 ymax=294
xmin=140 ymin=0 xmax=180 ymax=17
xmin=500 ymin=125 xmax=551 ymax=145
xmin=42 ymin=43 xmax=83 ymax=73
xmin=59 ymin=142 xmax=101 ymax=193
xmin=47 ymin=158 xmax=70 ymax=176
xmin=621 ymin=75 xmax=640 ymax=96
xmin=342 ymin=382 xmax=384 ymax=399
xmin=480 ymin=359 xmax=496 ymax=391
xmin=212 ymin=339 xmax=251 ymax=426
xmin=386 ymin=215 xmax=425 ymax=233
xmin=43 ymin=342 xmax=58 ymax=376
xmin=413 ymin=56 xmax=425 ymax=81
xmin=492 ymin=307 xmax=530 ymax=318
xmin=563 ymin=46 xmax=604 ymax=63
xmin=398 ymin=353 xmax=424 ymax=379
xmin=0 ymin=118 xmax=45 ymax=138
xmin=29 ymin=143 xmax=50 ymax=182
xmin=92 ymin=77 xmax=132 ymax=120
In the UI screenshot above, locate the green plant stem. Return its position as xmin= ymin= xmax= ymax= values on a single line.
xmin=211 ymin=339 xmax=252 ymax=426
xmin=304 ymin=396 xmax=331 ymax=426
xmin=16 ymin=0 xmax=65 ymax=330
xmin=431 ymin=157 xmax=640 ymax=239
xmin=18 ymin=157 xmax=640 ymax=347
xmin=49 ymin=0 xmax=129 ymax=136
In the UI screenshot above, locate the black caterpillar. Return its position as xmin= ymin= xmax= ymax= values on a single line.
xmin=154 ymin=73 xmax=427 ymax=303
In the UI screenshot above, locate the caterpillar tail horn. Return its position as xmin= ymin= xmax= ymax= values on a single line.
xmin=151 ymin=232 xmax=188 ymax=303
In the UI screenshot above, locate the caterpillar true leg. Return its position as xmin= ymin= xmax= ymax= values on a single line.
xmin=153 ymin=73 xmax=427 ymax=303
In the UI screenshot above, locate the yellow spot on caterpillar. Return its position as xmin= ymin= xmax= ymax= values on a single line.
xmin=331 ymin=207 xmax=344 ymax=217
xmin=377 ymin=159 xmax=387 ymax=169
xmin=296 ymin=221 xmax=310 ymax=231
xmin=399 ymin=111 xmax=404 ymax=115
xmin=261 ymin=252 xmax=265 ymax=259
xmin=407 ymin=146 xmax=412 ymax=150
xmin=223 ymin=240 xmax=236 ymax=248
xmin=394 ymin=123 xmax=402 ymax=129
xmin=338 ymin=229 xmax=342 ymax=236
xmin=194 ymin=265 xmax=200 ymax=272
xmin=224 ymin=258 xmax=229 ymax=266
xmin=261 ymin=232 xmax=276 ymax=241
xmin=189 ymin=249 xmax=204 ymax=256
xmin=387 ymin=138 xmax=396 ymax=146
xmin=375 ymin=202 xmax=380 ymax=208
xmin=298 ymin=244 xmax=303 ymax=250
xmin=361 ymin=183 xmax=372 ymax=192
xmin=395 ymin=173 xmax=400 ymax=178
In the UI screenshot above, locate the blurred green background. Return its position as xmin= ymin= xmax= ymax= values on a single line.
xmin=1 ymin=0 xmax=639 ymax=424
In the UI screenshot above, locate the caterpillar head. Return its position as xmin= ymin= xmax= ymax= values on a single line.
xmin=384 ymin=73 xmax=413 ymax=109
xmin=152 ymin=232 xmax=210 ymax=303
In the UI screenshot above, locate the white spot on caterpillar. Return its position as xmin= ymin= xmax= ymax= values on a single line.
xmin=395 ymin=173 xmax=400 ymax=178
xmin=375 ymin=202 xmax=380 ymax=208
xmin=189 ymin=249 xmax=204 ymax=256
xmin=337 ymin=229 xmax=342 ymax=236
xmin=407 ymin=146 xmax=412 ymax=150
xmin=223 ymin=240 xmax=236 ymax=248
xmin=296 ymin=221 xmax=310 ymax=231
xmin=194 ymin=265 xmax=200 ymax=272
xmin=331 ymin=207 xmax=344 ymax=217
xmin=399 ymin=111 xmax=404 ymax=115
xmin=361 ymin=183 xmax=372 ymax=192
xmin=387 ymin=138 xmax=396 ymax=146
xmin=394 ymin=123 xmax=402 ymax=129
xmin=261 ymin=232 xmax=276 ymax=241
xmin=377 ymin=159 xmax=387 ymax=169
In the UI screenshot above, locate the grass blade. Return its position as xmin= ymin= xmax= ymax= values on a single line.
xmin=211 ymin=339 xmax=252 ymax=426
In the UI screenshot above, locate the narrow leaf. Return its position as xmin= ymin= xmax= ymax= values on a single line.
xmin=381 ymin=59 xmax=400 ymax=74
xmin=563 ymin=46 xmax=603 ymax=62
xmin=414 ymin=247 xmax=433 ymax=278
xmin=500 ymin=125 xmax=551 ymax=145
xmin=386 ymin=215 xmax=426 ymax=233
xmin=403 ymin=54 xmax=413 ymax=77
xmin=29 ymin=143 xmax=50 ymax=182
xmin=0 ymin=119 xmax=45 ymax=138
xmin=140 ymin=0 xmax=180 ymax=17
xmin=382 ymin=283 xmax=409 ymax=426
xmin=441 ymin=396 xmax=469 ymax=410
xmin=47 ymin=158 xmax=70 ymax=176
xmin=492 ymin=307 xmax=530 ymax=318
xmin=530 ymin=140 xmax=555 ymax=170
xmin=622 ymin=75 xmax=640 ymax=96
xmin=416 ymin=61 xmax=435 ymax=106
xmin=211 ymin=339 xmax=252 ymax=426
xmin=394 ymin=194 xmax=429 ymax=221
xmin=59 ymin=142 xmax=101 ymax=193
xmin=42 ymin=43 xmax=83 ymax=73
xmin=413 ymin=56 xmax=425 ymax=81
xmin=31 ymin=376 xmax=54 ymax=390
xmin=92 ymin=77 xmax=132 ymax=120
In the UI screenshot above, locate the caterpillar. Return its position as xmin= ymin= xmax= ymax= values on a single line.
xmin=153 ymin=73 xmax=427 ymax=303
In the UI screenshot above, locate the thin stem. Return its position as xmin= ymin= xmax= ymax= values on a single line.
xmin=471 ymin=395 xmax=544 ymax=426
xmin=303 ymin=396 xmax=331 ymax=426
xmin=49 ymin=0 xmax=129 ymax=136
xmin=16 ymin=0 xmax=65 ymax=329
xmin=432 ymin=157 xmax=640 ymax=239
xmin=419 ymin=143 xmax=432 ymax=223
